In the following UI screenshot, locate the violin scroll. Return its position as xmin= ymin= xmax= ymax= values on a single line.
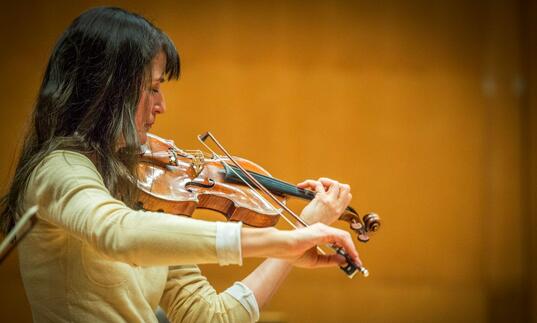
xmin=363 ymin=212 xmax=381 ymax=233
xmin=340 ymin=210 xmax=381 ymax=243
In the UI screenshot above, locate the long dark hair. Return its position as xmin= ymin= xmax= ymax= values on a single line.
xmin=0 ymin=7 xmax=180 ymax=234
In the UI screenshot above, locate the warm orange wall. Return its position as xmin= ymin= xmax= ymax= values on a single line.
xmin=0 ymin=1 xmax=534 ymax=322
xmin=526 ymin=0 xmax=537 ymax=321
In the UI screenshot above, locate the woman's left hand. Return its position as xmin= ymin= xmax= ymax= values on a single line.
xmin=296 ymin=178 xmax=352 ymax=226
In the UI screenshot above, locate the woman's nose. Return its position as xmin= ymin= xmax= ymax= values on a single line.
xmin=154 ymin=95 xmax=166 ymax=114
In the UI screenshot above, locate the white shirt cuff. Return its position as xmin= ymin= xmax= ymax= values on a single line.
xmin=216 ymin=221 xmax=242 ymax=266
xmin=224 ymin=282 xmax=260 ymax=322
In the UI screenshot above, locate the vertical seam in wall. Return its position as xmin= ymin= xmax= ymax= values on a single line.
xmin=518 ymin=0 xmax=532 ymax=321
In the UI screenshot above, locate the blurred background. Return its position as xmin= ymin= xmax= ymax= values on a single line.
xmin=0 ymin=0 xmax=536 ymax=322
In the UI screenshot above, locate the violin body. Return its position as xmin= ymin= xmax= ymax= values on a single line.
xmin=137 ymin=134 xmax=285 ymax=227
xmin=137 ymin=133 xmax=380 ymax=243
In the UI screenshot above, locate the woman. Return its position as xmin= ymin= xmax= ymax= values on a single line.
xmin=0 ymin=7 xmax=359 ymax=322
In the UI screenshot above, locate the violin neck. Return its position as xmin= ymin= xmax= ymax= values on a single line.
xmin=223 ymin=164 xmax=315 ymax=200
xmin=222 ymin=163 xmax=358 ymax=215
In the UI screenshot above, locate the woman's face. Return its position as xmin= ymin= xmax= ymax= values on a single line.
xmin=135 ymin=51 xmax=167 ymax=144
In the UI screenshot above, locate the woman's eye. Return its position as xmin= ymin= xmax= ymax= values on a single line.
xmin=151 ymin=88 xmax=159 ymax=94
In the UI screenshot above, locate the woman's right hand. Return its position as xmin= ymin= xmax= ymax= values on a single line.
xmin=241 ymin=223 xmax=361 ymax=268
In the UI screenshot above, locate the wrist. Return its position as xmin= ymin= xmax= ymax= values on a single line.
xmin=267 ymin=257 xmax=295 ymax=268
xmin=241 ymin=227 xmax=289 ymax=259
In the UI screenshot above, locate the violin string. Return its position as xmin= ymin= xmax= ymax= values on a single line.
xmin=227 ymin=165 xmax=313 ymax=199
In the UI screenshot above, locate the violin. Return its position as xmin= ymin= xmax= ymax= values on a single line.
xmin=135 ymin=132 xmax=381 ymax=277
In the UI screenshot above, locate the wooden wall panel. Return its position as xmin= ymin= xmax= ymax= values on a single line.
xmin=0 ymin=1 xmax=533 ymax=322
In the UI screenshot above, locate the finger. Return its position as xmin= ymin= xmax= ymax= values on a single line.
xmin=297 ymin=180 xmax=326 ymax=195
xmin=299 ymin=179 xmax=326 ymax=196
xmin=308 ymin=223 xmax=361 ymax=264
xmin=339 ymin=193 xmax=352 ymax=214
xmin=310 ymin=253 xmax=347 ymax=268
xmin=338 ymin=184 xmax=350 ymax=201
xmin=312 ymin=180 xmax=326 ymax=195
xmin=318 ymin=177 xmax=338 ymax=191
xmin=337 ymin=184 xmax=352 ymax=211
xmin=326 ymin=180 xmax=340 ymax=200
xmin=319 ymin=178 xmax=342 ymax=203
xmin=296 ymin=179 xmax=315 ymax=189
xmin=323 ymin=227 xmax=361 ymax=266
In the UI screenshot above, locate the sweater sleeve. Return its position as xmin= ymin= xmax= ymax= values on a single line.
xmin=28 ymin=150 xmax=236 ymax=266
xmin=160 ymin=265 xmax=257 ymax=323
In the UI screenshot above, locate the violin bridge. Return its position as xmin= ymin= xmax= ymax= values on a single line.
xmin=167 ymin=148 xmax=178 ymax=166
xmin=185 ymin=150 xmax=205 ymax=177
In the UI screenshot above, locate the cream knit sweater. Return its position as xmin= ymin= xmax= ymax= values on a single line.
xmin=18 ymin=150 xmax=256 ymax=322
